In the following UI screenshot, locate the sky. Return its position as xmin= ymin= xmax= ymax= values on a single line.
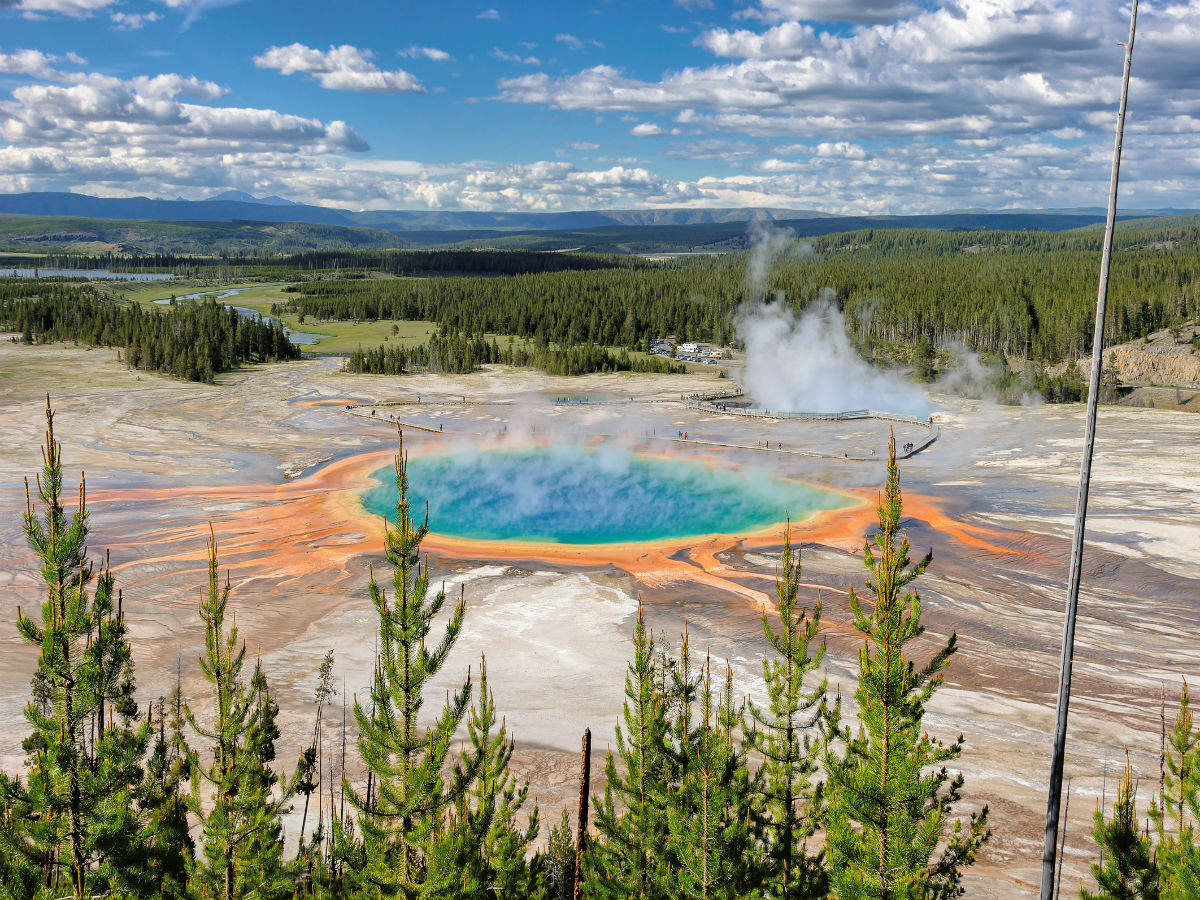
xmin=0 ymin=0 xmax=1196 ymax=214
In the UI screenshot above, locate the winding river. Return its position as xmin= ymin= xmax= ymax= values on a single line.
xmin=155 ymin=288 xmax=329 ymax=346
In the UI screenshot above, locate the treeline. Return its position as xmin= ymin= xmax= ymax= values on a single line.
xmin=0 ymin=249 xmax=632 ymax=277
xmin=271 ymin=249 xmax=633 ymax=276
xmin=0 ymin=408 xmax=992 ymax=899
xmin=0 ymin=281 xmax=298 ymax=382
xmin=280 ymin=226 xmax=1200 ymax=363
xmin=347 ymin=330 xmax=685 ymax=377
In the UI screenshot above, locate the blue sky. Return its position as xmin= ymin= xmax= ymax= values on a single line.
xmin=0 ymin=0 xmax=1197 ymax=213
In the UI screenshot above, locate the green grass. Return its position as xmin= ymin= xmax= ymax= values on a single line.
xmin=96 ymin=278 xmax=707 ymax=367
xmin=110 ymin=280 xmax=437 ymax=353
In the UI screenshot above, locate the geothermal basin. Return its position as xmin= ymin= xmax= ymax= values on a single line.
xmin=362 ymin=446 xmax=850 ymax=545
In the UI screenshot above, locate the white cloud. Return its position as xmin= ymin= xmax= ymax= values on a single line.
xmin=152 ymin=0 xmax=247 ymax=27
xmin=491 ymin=47 xmax=540 ymax=66
xmin=3 ymin=0 xmax=1199 ymax=214
xmin=555 ymin=33 xmax=603 ymax=51
xmin=10 ymin=0 xmax=115 ymax=17
xmin=110 ymin=9 xmax=160 ymax=28
xmin=400 ymin=45 xmax=453 ymax=62
xmin=743 ymin=0 xmax=916 ymax=25
xmin=476 ymin=6 xmax=499 ymax=18
xmin=0 ymin=64 xmax=368 ymax=172
xmin=254 ymin=44 xmax=425 ymax=93
xmin=0 ymin=49 xmax=71 ymax=79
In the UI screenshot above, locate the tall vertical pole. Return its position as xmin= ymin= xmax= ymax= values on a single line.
xmin=1039 ymin=3 xmax=1138 ymax=897
xmin=573 ymin=727 xmax=592 ymax=900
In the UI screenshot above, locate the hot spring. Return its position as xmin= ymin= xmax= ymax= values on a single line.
xmin=361 ymin=447 xmax=849 ymax=545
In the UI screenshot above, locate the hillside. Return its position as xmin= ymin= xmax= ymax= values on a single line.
xmin=0 ymin=215 xmax=403 ymax=254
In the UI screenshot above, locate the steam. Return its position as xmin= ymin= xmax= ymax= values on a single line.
xmin=736 ymin=300 xmax=931 ymax=416
xmin=744 ymin=219 xmax=812 ymax=301
xmin=934 ymin=341 xmax=1044 ymax=407
xmin=735 ymin=222 xmax=931 ymax=417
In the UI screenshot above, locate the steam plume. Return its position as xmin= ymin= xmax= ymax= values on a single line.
xmin=735 ymin=223 xmax=930 ymax=416
xmin=736 ymin=300 xmax=930 ymax=416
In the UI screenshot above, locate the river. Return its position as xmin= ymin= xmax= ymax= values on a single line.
xmin=155 ymin=288 xmax=329 ymax=346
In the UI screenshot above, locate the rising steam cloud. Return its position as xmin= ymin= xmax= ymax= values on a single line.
xmin=736 ymin=223 xmax=931 ymax=417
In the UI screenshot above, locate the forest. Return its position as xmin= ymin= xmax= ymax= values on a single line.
xmin=347 ymin=331 xmax=684 ymax=377
xmin=280 ymin=225 xmax=1200 ymax=364
xmin=0 ymin=404 xmax=1191 ymax=900
xmin=0 ymin=281 xmax=298 ymax=383
xmin=0 ymin=249 xmax=631 ymax=278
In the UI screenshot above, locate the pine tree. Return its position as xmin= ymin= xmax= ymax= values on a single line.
xmin=667 ymin=626 xmax=704 ymax=796
xmin=0 ymin=396 xmax=150 ymax=898
xmin=1150 ymin=685 xmax=1200 ymax=899
xmin=138 ymin=690 xmax=194 ymax=900
xmin=1084 ymin=757 xmax=1160 ymax=900
xmin=344 ymin=431 xmax=475 ymax=898
xmin=234 ymin=658 xmax=299 ymax=899
xmin=588 ymin=604 xmax=672 ymax=900
xmin=297 ymin=649 xmax=337 ymax=866
xmin=467 ymin=656 xmax=542 ymax=896
xmin=545 ymin=810 xmax=577 ymax=900
xmin=425 ymin=657 xmax=541 ymax=898
xmin=185 ymin=532 xmax=297 ymax=900
xmin=745 ymin=529 xmax=828 ymax=899
xmin=824 ymin=437 xmax=989 ymax=900
xmin=668 ymin=660 xmax=760 ymax=900
xmin=0 ymin=801 xmax=39 ymax=900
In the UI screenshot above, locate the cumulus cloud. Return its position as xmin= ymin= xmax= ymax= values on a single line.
xmin=491 ymin=47 xmax=540 ymax=66
xmin=3 ymin=0 xmax=1199 ymax=214
xmin=555 ymin=33 xmax=603 ymax=51
xmin=476 ymin=6 xmax=499 ymax=18
xmin=0 ymin=48 xmax=71 ymax=79
xmin=254 ymin=43 xmax=425 ymax=93
xmin=9 ymin=0 xmax=115 ymax=16
xmin=492 ymin=0 xmax=1200 ymax=211
xmin=400 ymin=45 xmax=453 ymax=61
xmin=0 ymin=62 xmax=370 ymax=200
xmin=742 ymin=0 xmax=916 ymax=25
xmin=110 ymin=9 xmax=160 ymax=27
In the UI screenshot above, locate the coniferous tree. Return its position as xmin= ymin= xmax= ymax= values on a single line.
xmin=185 ymin=533 xmax=296 ymax=900
xmin=138 ymin=690 xmax=194 ymax=900
xmin=297 ymin=649 xmax=336 ymax=867
xmin=1084 ymin=758 xmax=1160 ymax=900
xmin=1150 ymin=685 xmax=1200 ymax=899
xmin=668 ymin=660 xmax=760 ymax=900
xmin=466 ymin=656 xmax=542 ymax=896
xmin=823 ymin=438 xmax=989 ymax=899
xmin=0 ymin=397 xmax=150 ymax=899
xmin=425 ymin=657 xmax=541 ymax=898
xmin=0 ymin=803 xmax=39 ymax=900
xmin=745 ymin=530 xmax=828 ymax=899
xmin=588 ymin=604 xmax=672 ymax=900
xmin=545 ymin=810 xmax=577 ymax=900
xmin=234 ymin=659 xmax=299 ymax=899
xmin=344 ymin=432 xmax=475 ymax=898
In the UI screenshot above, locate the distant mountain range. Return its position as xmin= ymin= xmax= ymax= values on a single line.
xmin=3 ymin=191 xmax=1190 ymax=235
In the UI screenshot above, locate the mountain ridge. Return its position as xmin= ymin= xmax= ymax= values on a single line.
xmin=3 ymin=192 xmax=1190 ymax=235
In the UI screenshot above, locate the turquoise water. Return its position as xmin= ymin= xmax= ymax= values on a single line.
xmin=361 ymin=447 xmax=847 ymax=545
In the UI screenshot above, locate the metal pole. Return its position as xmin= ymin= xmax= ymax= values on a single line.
xmin=1039 ymin=3 xmax=1138 ymax=897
